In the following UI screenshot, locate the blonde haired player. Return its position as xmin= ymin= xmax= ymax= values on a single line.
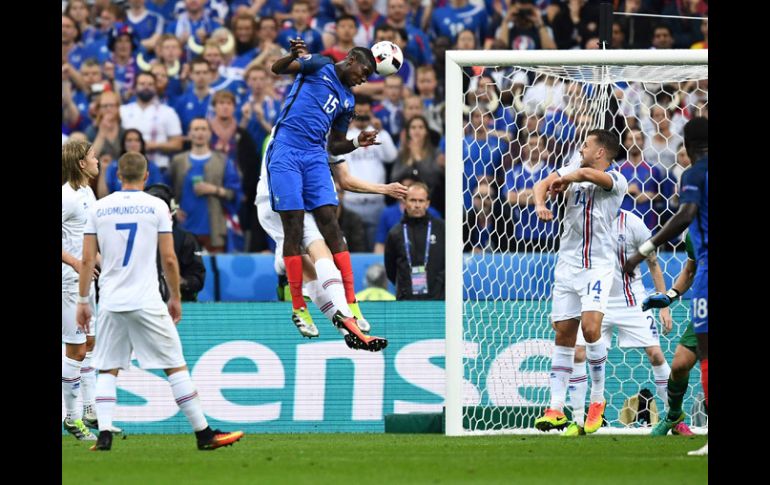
xmin=62 ymin=140 xmax=99 ymax=441
xmin=532 ymin=129 xmax=628 ymax=434
xmin=76 ymin=152 xmax=244 ymax=451
xmin=565 ymin=209 xmax=674 ymax=436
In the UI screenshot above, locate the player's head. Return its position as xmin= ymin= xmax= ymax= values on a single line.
xmin=118 ymin=151 xmax=149 ymax=187
xmin=405 ymin=182 xmax=430 ymax=218
xmin=683 ymin=116 xmax=708 ymax=161
xmin=365 ymin=263 xmax=388 ymax=289
xmin=581 ymin=129 xmax=619 ymax=168
xmin=62 ymin=139 xmax=99 ymax=188
xmin=145 ymin=183 xmax=178 ymax=215
xmin=341 ymin=47 xmax=375 ymax=87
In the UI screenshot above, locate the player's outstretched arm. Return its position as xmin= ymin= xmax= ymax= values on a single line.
xmin=330 ymin=161 xmax=408 ymax=199
xmin=642 ymin=257 xmax=696 ymax=312
xmin=624 ymin=203 xmax=698 ymax=274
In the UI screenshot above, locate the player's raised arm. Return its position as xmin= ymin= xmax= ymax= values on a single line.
xmin=270 ymin=38 xmax=309 ymax=75
xmin=555 ymin=167 xmax=615 ymax=191
xmin=532 ymin=172 xmax=560 ymax=221
xmin=330 ymin=158 xmax=408 ymax=199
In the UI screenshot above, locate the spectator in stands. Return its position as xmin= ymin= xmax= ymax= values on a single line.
xmin=643 ymin=105 xmax=683 ymax=172
xmin=373 ymin=74 xmax=406 ymax=146
xmin=256 ymin=15 xmax=280 ymax=54
xmin=277 ymin=0 xmax=324 ymax=54
xmin=239 ymin=65 xmax=282 ymax=156
xmin=353 ymin=0 xmax=387 ymax=48
xmin=355 ymin=264 xmax=396 ymax=301
xmin=386 ymin=0 xmax=433 ymax=66
xmin=230 ymin=12 xmax=260 ymax=71
xmin=105 ymin=22 xmax=141 ymax=102
xmin=252 ymin=45 xmax=294 ymax=100
xmin=465 ymin=179 xmax=498 ymax=254
xmin=97 ymin=128 xmax=168 ymax=198
xmin=500 ymin=0 xmax=556 ymax=50
xmin=322 ymin=14 xmax=358 ymax=62
xmin=165 ymin=0 xmax=220 ymax=47
xmin=618 ymin=128 xmax=661 ymax=230
xmin=343 ymin=96 xmax=399 ymax=250
xmin=208 ymin=90 xmax=266 ymax=252
xmin=651 ymin=24 xmax=675 ymax=50
xmin=504 ymin=132 xmax=558 ymax=252
xmin=149 ymin=61 xmax=181 ymax=106
xmin=615 ymin=0 xmax=654 ymax=49
xmin=87 ymin=91 xmax=125 ymax=161
xmin=385 ymin=182 xmax=445 ymax=300
xmin=169 ymin=118 xmax=242 ymax=253
xmin=391 ymin=115 xmax=443 ymax=202
xmin=173 ymin=57 xmax=213 ymax=136
xmin=145 ymin=183 xmax=206 ymax=302
xmin=415 ymin=65 xmax=444 ymax=135
xmin=63 ymin=13 xmax=89 ymax=70
xmin=154 ymin=34 xmax=185 ymax=96
xmin=431 ymin=0 xmax=491 ymax=47
xmin=662 ymin=0 xmax=707 ymax=48
xmin=335 ymin=183 xmax=368 ymax=253
xmin=431 ymin=35 xmax=452 ymax=98
xmin=374 ymin=174 xmax=442 ymax=253
xmin=462 ymin=110 xmax=504 ymax=208
xmin=612 ymin=21 xmax=628 ymax=49
xmin=120 ymin=71 xmax=184 ymax=172
xmin=126 ymin=0 xmax=166 ymax=53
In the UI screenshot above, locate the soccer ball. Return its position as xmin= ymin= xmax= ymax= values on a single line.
xmin=371 ymin=41 xmax=403 ymax=77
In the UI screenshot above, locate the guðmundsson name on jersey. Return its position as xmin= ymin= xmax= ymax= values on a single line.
xmin=96 ymin=205 xmax=157 ymax=217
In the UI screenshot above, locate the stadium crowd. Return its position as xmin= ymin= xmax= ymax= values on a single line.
xmin=62 ymin=0 xmax=708 ymax=258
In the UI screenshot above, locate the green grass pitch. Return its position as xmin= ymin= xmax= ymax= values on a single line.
xmin=63 ymin=433 xmax=707 ymax=484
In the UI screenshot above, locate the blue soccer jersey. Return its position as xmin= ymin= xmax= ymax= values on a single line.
xmin=272 ymin=55 xmax=355 ymax=150
xmin=127 ymin=10 xmax=164 ymax=44
xmin=678 ymin=157 xmax=708 ymax=261
xmin=679 ymin=156 xmax=708 ymax=333
xmin=266 ymin=54 xmax=356 ymax=211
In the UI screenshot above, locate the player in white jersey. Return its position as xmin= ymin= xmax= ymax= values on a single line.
xmin=532 ymin=129 xmax=628 ymax=434
xmin=76 ymin=152 xmax=244 ymax=451
xmin=61 ymin=140 xmax=100 ymax=441
xmin=256 ymin=145 xmax=407 ymax=350
xmin=564 ymin=210 xmax=673 ymax=436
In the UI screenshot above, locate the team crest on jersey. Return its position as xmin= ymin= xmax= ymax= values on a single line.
xmin=344 ymin=100 xmax=350 ymax=109
xmin=618 ymin=234 xmax=626 ymax=243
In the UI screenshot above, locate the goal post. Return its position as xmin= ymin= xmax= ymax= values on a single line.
xmin=444 ymin=49 xmax=708 ymax=436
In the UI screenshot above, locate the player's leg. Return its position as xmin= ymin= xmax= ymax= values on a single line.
xmin=688 ymin=267 xmax=708 ymax=455
xmin=62 ymin=292 xmax=96 ymax=440
xmin=651 ymin=341 xmax=697 ymax=436
xmin=564 ymin=343 xmax=588 ymax=436
xmin=81 ymin=290 xmax=99 ymax=429
xmin=644 ymin=345 xmax=671 ymax=414
xmin=578 ymin=266 xmax=614 ymax=434
xmin=535 ymin=260 xmax=580 ymax=431
xmin=89 ymin=309 xmax=133 ymax=450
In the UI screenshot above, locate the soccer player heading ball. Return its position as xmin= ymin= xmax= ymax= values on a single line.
xmin=371 ymin=41 xmax=403 ymax=77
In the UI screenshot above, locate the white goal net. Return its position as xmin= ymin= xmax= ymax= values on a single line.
xmin=444 ymin=50 xmax=708 ymax=435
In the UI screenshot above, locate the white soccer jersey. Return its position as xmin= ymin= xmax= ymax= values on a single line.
xmin=62 ymin=183 xmax=96 ymax=290
xmin=611 ymin=210 xmax=652 ymax=306
xmin=85 ymin=190 xmax=172 ymax=312
xmin=556 ymin=158 xmax=628 ymax=269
